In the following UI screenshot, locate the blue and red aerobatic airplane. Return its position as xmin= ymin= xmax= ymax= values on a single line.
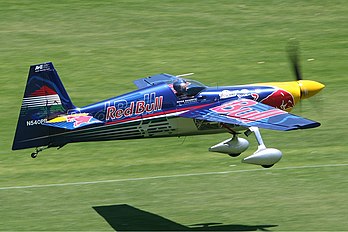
xmin=13 ymin=48 xmax=324 ymax=168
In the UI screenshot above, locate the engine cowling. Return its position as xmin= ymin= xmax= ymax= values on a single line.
xmin=242 ymin=148 xmax=282 ymax=167
xmin=209 ymin=136 xmax=249 ymax=156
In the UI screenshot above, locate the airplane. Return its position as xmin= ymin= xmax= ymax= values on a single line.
xmin=12 ymin=48 xmax=324 ymax=168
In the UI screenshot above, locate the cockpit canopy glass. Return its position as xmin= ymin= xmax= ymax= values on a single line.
xmin=172 ymin=78 xmax=206 ymax=97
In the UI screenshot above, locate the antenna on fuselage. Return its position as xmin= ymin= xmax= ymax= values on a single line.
xmin=176 ymin=73 xmax=195 ymax=78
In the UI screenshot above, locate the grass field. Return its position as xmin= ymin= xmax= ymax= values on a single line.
xmin=1 ymin=0 xmax=347 ymax=231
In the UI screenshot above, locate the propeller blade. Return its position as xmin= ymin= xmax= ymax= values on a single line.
xmin=287 ymin=39 xmax=302 ymax=81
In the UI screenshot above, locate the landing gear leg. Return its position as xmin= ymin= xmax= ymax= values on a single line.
xmin=30 ymin=146 xmax=49 ymax=158
xmin=245 ymin=127 xmax=266 ymax=151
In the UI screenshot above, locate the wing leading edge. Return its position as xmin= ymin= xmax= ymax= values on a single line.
xmin=179 ymin=98 xmax=320 ymax=131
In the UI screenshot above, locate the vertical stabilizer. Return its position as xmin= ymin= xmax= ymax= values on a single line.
xmin=12 ymin=62 xmax=75 ymax=150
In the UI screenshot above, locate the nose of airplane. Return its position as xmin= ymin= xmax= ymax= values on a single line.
xmin=297 ymin=80 xmax=325 ymax=99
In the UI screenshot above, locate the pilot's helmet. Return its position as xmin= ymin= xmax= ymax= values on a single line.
xmin=173 ymin=78 xmax=188 ymax=95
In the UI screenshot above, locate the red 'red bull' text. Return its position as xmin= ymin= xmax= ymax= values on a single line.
xmin=106 ymin=96 xmax=163 ymax=121
xmin=211 ymin=99 xmax=286 ymax=123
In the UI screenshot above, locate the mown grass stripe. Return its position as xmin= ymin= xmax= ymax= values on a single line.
xmin=1 ymin=163 xmax=346 ymax=191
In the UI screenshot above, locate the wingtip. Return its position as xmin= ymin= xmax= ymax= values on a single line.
xmin=286 ymin=122 xmax=321 ymax=131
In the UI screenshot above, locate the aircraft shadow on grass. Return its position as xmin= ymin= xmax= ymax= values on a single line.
xmin=93 ymin=204 xmax=278 ymax=231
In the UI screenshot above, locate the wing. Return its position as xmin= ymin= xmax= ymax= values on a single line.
xmin=43 ymin=113 xmax=104 ymax=130
xmin=179 ymin=98 xmax=320 ymax=131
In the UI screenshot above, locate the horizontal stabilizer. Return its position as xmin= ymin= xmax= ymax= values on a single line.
xmin=133 ymin=73 xmax=177 ymax=89
xmin=44 ymin=113 xmax=103 ymax=130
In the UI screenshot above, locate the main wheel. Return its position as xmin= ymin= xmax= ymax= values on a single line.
xmin=31 ymin=153 xmax=37 ymax=158
xmin=261 ymin=164 xmax=274 ymax=168
xmin=228 ymin=153 xmax=241 ymax=157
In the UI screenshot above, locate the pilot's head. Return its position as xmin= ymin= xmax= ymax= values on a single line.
xmin=173 ymin=78 xmax=188 ymax=96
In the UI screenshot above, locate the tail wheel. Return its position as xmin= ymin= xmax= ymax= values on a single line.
xmin=31 ymin=153 xmax=37 ymax=158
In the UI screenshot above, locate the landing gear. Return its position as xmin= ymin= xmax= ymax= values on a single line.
xmin=30 ymin=144 xmax=66 ymax=158
xmin=243 ymin=127 xmax=282 ymax=168
xmin=208 ymin=124 xmax=283 ymax=168
xmin=30 ymin=146 xmax=49 ymax=158
xmin=228 ymin=153 xmax=241 ymax=157
xmin=262 ymin=164 xmax=274 ymax=169
xmin=31 ymin=152 xmax=38 ymax=158
xmin=209 ymin=134 xmax=249 ymax=156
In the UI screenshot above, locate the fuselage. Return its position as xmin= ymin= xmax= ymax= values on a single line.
xmin=52 ymin=79 xmax=323 ymax=145
xmin=13 ymin=63 xmax=325 ymax=154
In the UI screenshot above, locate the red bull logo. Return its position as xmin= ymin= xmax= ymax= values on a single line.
xmin=67 ymin=114 xmax=94 ymax=128
xmin=211 ymin=99 xmax=287 ymax=124
xmin=261 ymin=89 xmax=295 ymax=111
xmin=106 ymin=94 xmax=163 ymax=121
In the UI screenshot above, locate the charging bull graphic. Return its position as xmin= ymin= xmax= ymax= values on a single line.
xmin=261 ymin=89 xmax=295 ymax=111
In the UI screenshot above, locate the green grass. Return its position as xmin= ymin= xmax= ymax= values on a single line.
xmin=1 ymin=0 xmax=347 ymax=231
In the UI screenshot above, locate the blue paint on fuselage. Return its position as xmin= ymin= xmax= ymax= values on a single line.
xmin=70 ymin=82 xmax=277 ymax=124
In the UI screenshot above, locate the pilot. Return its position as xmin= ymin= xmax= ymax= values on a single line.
xmin=173 ymin=78 xmax=190 ymax=97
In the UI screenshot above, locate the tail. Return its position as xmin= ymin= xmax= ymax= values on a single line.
xmin=12 ymin=62 xmax=75 ymax=150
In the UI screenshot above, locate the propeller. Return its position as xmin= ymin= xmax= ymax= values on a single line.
xmin=287 ymin=39 xmax=302 ymax=81
xmin=286 ymin=39 xmax=325 ymax=114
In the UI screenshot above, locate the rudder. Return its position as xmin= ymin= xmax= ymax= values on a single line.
xmin=12 ymin=62 xmax=75 ymax=150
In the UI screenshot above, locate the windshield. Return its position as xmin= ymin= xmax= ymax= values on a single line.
xmin=172 ymin=78 xmax=207 ymax=97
